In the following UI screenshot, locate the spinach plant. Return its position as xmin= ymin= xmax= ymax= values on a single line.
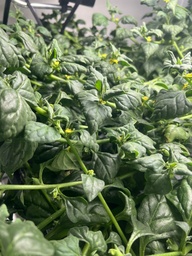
xmin=1 ymin=0 xmax=192 ymax=255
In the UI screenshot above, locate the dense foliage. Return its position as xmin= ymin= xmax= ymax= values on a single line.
xmin=1 ymin=0 xmax=192 ymax=255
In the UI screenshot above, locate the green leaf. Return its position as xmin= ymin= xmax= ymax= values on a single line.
xmin=164 ymin=124 xmax=189 ymax=142
xmin=167 ymin=177 xmax=192 ymax=225
xmin=0 ymin=204 xmax=9 ymax=221
xmin=0 ymin=219 xmax=55 ymax=256
xmin=140 ymin=0 xmax=158 ymax=7
xmin=144 ymin=172 xmax=172 ymax=195
xmin=70 ymin=226 xmax=107 ymax=253
xmin=15 ymin=31 xmax=38 ymax=53
xmin=37 ymin=26 xmax=52 ymax=38
xmin=81 ymin=174 xmax=105 ymax=202
xmin=21 ymin=189 xmax=54 ymax=224
xmin=0 ymin=88 xmax=36 ymax=142
xmin=30 ymin=54 xmax=52 ymax=79
xmin=79 ymin=130 xmax=99 ymax=152
xmin=92 ymin=13 xmax=109 ymax=27
xmin=121 ymin=141 xmax=146 ymax=159
xmin=120 ymin=15 xmax=137 ymax=25
xmin=112 ymin=91 xmax=142 ymax=111
xmin=0 ymin=136 xmax=38 ymax=175
xmin=166 ymin=0 xmax=177 ymax=14
xmin=65 ymin=197 xmax=110 ymax=225
xmin=163 ymin=24 xmax=184 ymax=38
xmin=10 ymin=71 xmax=37 ymax=106
xmin=0 ymin=28 xmax=20 ymax=69
xmin=142 ymin=42 xmax=159 ymax=59
xmin=77 ymin=90 xmax=112 ymax=134
xmin=138 ymin=194 xmax=177 ymax=250
xmin=115 ymin=28 xmax=131 ymax=40
xmin=24 ymin=121 xmax=61 ymax=143
xmin=51 ymin=235 xmax=81 ymax=256
xmin=48 ymin=147 xmax=81 ymax=171
xmin=60 ymin=62 xmax=87 ymax=75
xmin=91 ymin=152 xmax=121 ymax=183
xmin=130 ymin=153 xmax=165 ymax=172
xmin=152 ymin=90 xmax=192 ymax=120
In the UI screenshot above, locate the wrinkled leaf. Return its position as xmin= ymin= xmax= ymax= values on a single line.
xmin=24 ymin=121 xmax=61 ymax=143
xmin=152 ymin=90 xmax=192 ymax=120
xmin=81 ymin=174 xmax=105 ymax=202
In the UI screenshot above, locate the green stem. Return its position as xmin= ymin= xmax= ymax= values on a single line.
xmin=82 ymin=243 xmax=90 ymax=256
xmin=31 ymin=80 xmax=42 ymax=87
xmin=179 ymin=114 xmax=192 ymax=120
xmin=105 ymin=101 xmax=116 ymax=108
xmin=0 ymin=181 xmax=83 ymax=191
xmin=33 ymin=178 xmax=58 ymax=211
xmin=96 ymin=138 xmax=110 ymax=144
xmin=49 ymin=74 xmax=68 ymax=83
xmin=172 ymin=41 xmax=184 ymax=59
xmin=33 ymin=106 xmax=48 ymax=116
xmin=97 ymin=193 xmax=127 ymax=246
xmin=184 ymin=244 xmax=192 ymax=254
xmin=118 ymin=171 xmax=136 ymax=180
xmin=37 ymin=207 xmax=65 ymax=230
xmin=65 ymin=135 xmax=89 ymax=174
xmin=147 ymin=252 xmax=183 ymax=256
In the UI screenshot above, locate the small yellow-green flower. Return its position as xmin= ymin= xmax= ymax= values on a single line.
xmin=100 ymin=53 xmax=107 ymax=59
xmin=51 ymin=59 xmax=60 ymax=69
xmin=142 ymin=96 xmax=149 ymax=101
xmin=87 ymin=169 xmax=95 ymax=176
xmin=99 ymin=99 xmax=106 ymax=105
xmin=182 ymin=83 xmax=188 ymax=90
xmin=109 ymin=58 xmax=118 ymax=64
xmin=184 ymin=73 xmax=192 ymax=78
xmin=164 ymin=0 xmax=170 ymax=3
xmin=146 ymin=36 xmax=152 ymax=42
xmin=64 ymin=75 xmax=72 ymax=80
xmin=65 ymin=128 xmax=73 ymax=134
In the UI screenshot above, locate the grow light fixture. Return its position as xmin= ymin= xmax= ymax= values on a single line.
xmin=3 ymin=0 xmax=96 ymax=33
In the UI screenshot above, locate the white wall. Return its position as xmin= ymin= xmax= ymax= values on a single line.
xmin=1 ymin=0 xmax=188 ymax=29
xmin=1 ymin=0 xmax=152 ymax=27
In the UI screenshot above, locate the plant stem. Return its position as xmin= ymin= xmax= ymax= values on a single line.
xmin=65 ymin=135 xmax=89 ymax=174
xmin=105 ymin=101 xmax=116 ymax=108
xmin=172 ymin=41 xmax=184 ymax=59
xmin=96 ymin=138 xmax=110 ymax=144
xmin=37 ymin=207 xmax=65 ymax=230
xmin=179 ymin=114 xmax=192 ymax=120
xmin=0 ymin=181 xmax=82 ymax=191
xmin=49 ymin=74 xmax=67 ymax=83
xmin=147 ymin=252 xmax=183 ymax=256
xmin=82 ymin=243 xmax=90 ymax=256
xmin=33 ymin=106 xmax=48 ymax=116
xmin=97 ymin=193 xmax=127 ymax=246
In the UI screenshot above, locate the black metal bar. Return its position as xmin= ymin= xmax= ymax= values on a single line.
xmin=25 ymin=0 xmax=43 ymax=25
xmin=3 ymin=0 xmax=12 ymax=24
xmin=61 ymin=0 xmax=81 ymax=34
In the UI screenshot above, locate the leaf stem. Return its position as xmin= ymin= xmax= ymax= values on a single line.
xmin=82 ymin=243 xmax=90 ymax=256
xmin=0 ymin=181 xmax=82 ymax=191
xmin=33 ymin=106 xmax=48 ymax=116
xmin=147 ymin=252 xmax=183 ymax=256
xmin=37 ymin=207 xmax=65 ymax=230
xmin=179 ymin=114 xmax=192 ymax=120
xmin=65 ymin=135 xmax=89 ymax=174
xmin=172 ymin=41 xmax=184 ymax=59
xmin=97 ymin=193 xmax=128 ymax=246
xmin=49 ymin=74 xmax=68 ymax=83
